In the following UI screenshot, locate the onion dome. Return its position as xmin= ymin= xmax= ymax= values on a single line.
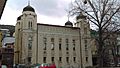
xmin=23 ymin=5 xmax=35 ymax=12
xmin=76 ymin=12 xmax=87 ymax=20
xmin=65 ymin=20 xmax=73 ymax=27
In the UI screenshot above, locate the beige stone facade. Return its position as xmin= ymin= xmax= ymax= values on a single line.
xmin=14 ymin=5 xmax=92 ymax=68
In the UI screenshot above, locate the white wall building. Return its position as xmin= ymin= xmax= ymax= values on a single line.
xmin=2 ymin=36 xmax=15 ymax=47
xmin=15 ymin=5 xmax=92 ymax=68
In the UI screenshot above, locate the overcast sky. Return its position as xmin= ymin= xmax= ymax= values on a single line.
xmin=0 ymin=0 xmax=75 ymax=26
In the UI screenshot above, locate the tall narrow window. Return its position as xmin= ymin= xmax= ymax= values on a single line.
xmin=85 ymin=40 xmax=88 ymax=56
xmin=51 ymin=57 xmax=54 ymax=63
xmin=73 ymin=57 xmax=76 ymax=62
xmin=59 ymin=57 xmax=62 ymax=62
xmin=85 ymin=40 xmax=87 ymax=51
xmin=86 ymin=57 xmax=88 ymax=62
xmin=51 ymin=38 xmax=54 ymax=50
xmin=51 ymin=43 xmax=54 ymax=50
xmin=66 ymin=39 xmax=69 ymax=50
xmin=28 ymin=37 xmax=32 ymax=50
xmin=59 ymin=44 xmax=61 ymax=50
xmin=28 ymin=42 xmax=32 ymax=50
xmin=66 ymin=52 xmax=69 ymax=55
xmin=66 ymin=39 xmax=68 ymax=43
xmin=84 ymin=27 xmax=87 ymax=34
xmin=28 ymin=57 xmax=31 ymax=63
xmin=73 ymin=40 xmax=75 ymax=51
xmin=43 ymin=57 xmax=46 ymax=63
xmin=59 ymin=38 xmax=62 ymax=50
xmin=43 ymin=37 xmax=47 ymax=50
xmin=59 ymin=38 xmax=62 ymax=42
xmin=31 ymin=22 xmax=32 ymax=28
xmin=28 ymin=21 xmax=32 ymax=29
xmin=66 ymin=57 xmax=69 ymax=63
xmin=28 ymin=21 xmax=30 ymax=29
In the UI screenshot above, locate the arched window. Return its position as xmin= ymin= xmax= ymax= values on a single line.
xmin=28 ymin=21 xmax=32 ymax=29
xmin=73 ymin=39 xmax=76 ymax=51
xmin=84 ymin=27 xmax=87 ymax=34
xmin=28 ymin=36 xmax=32 ymax=50
xmin=28 ymin=21 xmax=30 ymax=29
xmin=43 ymin=37 xmax=47 ymax=50
xmin=66 ymin=39 xmax=69 ymax=50
xmin=31 ymin=22 xmax=32 ymax=28
xmin=85 ymin=40 xmax=87 ymax=51
xmin=59 ymin=38 xmax=62 ymax=50
xmin=51 ymin=38 xmax=54 ymax=50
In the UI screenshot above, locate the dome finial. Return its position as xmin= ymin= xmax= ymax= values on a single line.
xmin=65 ymin=11 xmax=73 ymax=27
xmin=28 ymin=0 xmax=30 ymax=6
xmin=67 ymin=11 xmax=70 ymax=21
xmin=23 ymin=0 xmax=35 ymax=12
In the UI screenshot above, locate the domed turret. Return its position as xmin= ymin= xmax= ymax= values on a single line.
xmin=76 ymin=12 xmax=87 ymax=20
xmin=65 ymin=20 xmax=73 ymax=27
xmin=23 ymin=5 xmax=35 ymax=12
xmin=17 ymin=15 xmax=21 ymax=20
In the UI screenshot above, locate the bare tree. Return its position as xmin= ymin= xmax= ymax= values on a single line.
xmin=70 ymin=0 xmax=120 ymax=67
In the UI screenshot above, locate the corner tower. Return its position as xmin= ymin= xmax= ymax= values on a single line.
xmin=16 ymin=4 xmax=37 ymax=30
xmin=22 ymin=5 xmax=37 ymax=30
xmin=15 ymin=4 xmax=37 ymax=65
xmin=75 ymin=12 xmax=93 ymax=67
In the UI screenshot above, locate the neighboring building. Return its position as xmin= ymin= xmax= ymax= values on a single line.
xmin=0 ymin=28 xmax=15 ymax=68
xmin=0 ymin=29 xmax=15 ymax=47
xmin=0 ymin=0 xmax=7 ymax=19
xmin=102 ymin=33 xmax=117 ymax=67
xmin=0 ymin=48 xmax=14 ymax=68
xmin=0 ymin=32 xmax=2 ymax=47
xmin=0 ymin=29 xmax=10 ymax=37
xmin=14 ymin=5 xmax=92 ymax=68
xmin=0 ymin=25 xmax=15 ymax=36
xmin=90 ymin=30 xmax=120 ymax=67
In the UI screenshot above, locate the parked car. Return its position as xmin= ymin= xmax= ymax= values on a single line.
xmin=2 ymin=65 xmax=7 ymax=68
xmin=39 ymin=63 xmax=56 ymax=68
xmin=40 ymin=63 xmax=49 ymax=68
xmin=13 ymin=64 xmax=26 ymax=68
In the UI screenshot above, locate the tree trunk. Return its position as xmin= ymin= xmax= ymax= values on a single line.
xmin=97 ymin=26 xmax=104 ymax=67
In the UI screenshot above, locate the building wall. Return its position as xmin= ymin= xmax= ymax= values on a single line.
xmin=37 ymin=24 xmax=81 ymax=68
xmin=15 ymin=6 xmax=93 ymax=68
